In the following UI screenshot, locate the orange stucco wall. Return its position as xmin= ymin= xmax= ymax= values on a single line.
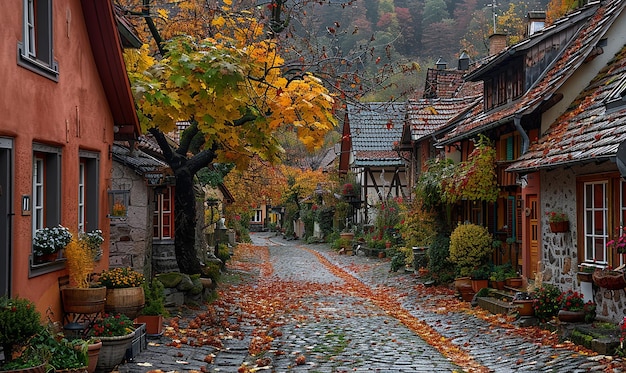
xmin=1 ymin=1 xmax=114 ymax=320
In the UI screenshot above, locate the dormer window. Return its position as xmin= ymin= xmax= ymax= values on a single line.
xmin=484 ymin=59 xmax=524 ymax=111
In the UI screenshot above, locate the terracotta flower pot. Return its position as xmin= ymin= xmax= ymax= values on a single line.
xmin=87 ymin=340 xmax=102 ymax=373
xmin=557 ymin=309 xmax=585 ymax=323
xmin=471 ymin=279 xmax=489 ymax=292
xmin=505 ymin=277 xmax=523 ymax=288
xmin=549 ymin=221 xmax=569 ymax=233
xmin=135 ymin=315 xmax=163 ymax=336
xmin=513 ymin=299 xmax=534 ymax=316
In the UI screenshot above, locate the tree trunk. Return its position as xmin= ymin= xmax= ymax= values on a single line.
xmin=174 ymin=166 xmax=202 ymax=274
xmin=149 ymin=126 xmax=217 ymax=275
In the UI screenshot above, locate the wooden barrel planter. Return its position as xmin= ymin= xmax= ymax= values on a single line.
xmin=104 ymin=287 xmax=145 ymax=319
xmin=61 ymin=287 xmax=106 ymax=315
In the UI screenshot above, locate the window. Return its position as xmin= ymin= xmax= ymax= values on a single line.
xmin=154 ymin=186 xmax=174 ymax=240
xmin=31 ymin=143 xmax=62 ymax=274
xmin=18 ymin=0 xmax=58 ymax=80
xmin=251 ymin=209 xmax=263 ymax=223
xmin=79 ymin=151 xmax=100 ymax=233
xmin=582 ymin=181 xmax=608 ymax=264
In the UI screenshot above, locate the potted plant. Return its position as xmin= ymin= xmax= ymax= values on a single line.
xmin=532 ymin=284 xmax=561 ymax=323
xmin=32 ymin=225 xmax=72 ymax=264
xmin=556 ymin=290 xmax=586 ymax=323
xmin=61 ymin=236 xmax=106 ymax=316
xmin=577 ymin=263 xmax=595 ymax=283
xmin=135 ymin=279 xmax=168 ymax=336
xmin=99 ymin=267 xmax=145 ymax=319
xmin=504 ymin=267 xmax=523 ymax=288
xmin=592 ymin=266 xmax=626 ymax=290
xmin=0 ymin=296 xmax=46 ymax=372
xmin=90 ymin=314 xmax=135 ymax=373
xmin=489 ymin=264 xmax=508 ymax=290
xmin=546 ymin=211 xmax=569 ymax=233
xmin=28 ymin=325 xmax=90 ymax=373
xmin=512 ymin=291 xmax=535 ymax=317
xmin=470 ymin=265 xmax=490 ymax=292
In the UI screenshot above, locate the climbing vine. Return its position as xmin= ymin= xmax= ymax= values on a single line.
xmin=443 ymin=135 xmax=499 ymax=204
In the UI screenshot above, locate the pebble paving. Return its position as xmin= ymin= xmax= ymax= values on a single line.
xmin=117 ymin=232 xmax=623 ymax=372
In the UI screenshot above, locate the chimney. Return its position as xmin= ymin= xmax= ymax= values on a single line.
xmin=489 ymin=33 xmax=507 ymax=55
xmin=526 ymin=11 xmax=546 ymax=36
xmin=435 ymin=57 xmax=447 ymax=70
xmin=458 ymin=51 xmax=470 ymax=71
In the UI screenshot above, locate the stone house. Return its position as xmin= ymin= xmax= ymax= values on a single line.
xmin=437 ymin=0 xmax=626 ymax=321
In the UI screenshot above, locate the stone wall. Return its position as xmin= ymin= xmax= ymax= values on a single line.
xmin=540 ymin=164 xmax=626 ymax=323
xmin=110 ymin=161 xmax=154 ymax=279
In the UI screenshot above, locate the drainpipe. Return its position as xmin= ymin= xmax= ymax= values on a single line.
xmin=514 ymin=115 xmax=529 ymax=154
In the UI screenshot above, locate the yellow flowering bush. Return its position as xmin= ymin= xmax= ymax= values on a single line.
xmin=449 ymin=223 xmax=493 ymax=277
xmin=99 ymin=267 xmax=145 ymax=288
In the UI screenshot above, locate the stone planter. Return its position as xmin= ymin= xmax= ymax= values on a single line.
xmin=95 ymin=332 xmax=135 ymax=373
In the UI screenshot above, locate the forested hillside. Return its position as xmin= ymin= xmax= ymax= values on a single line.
xmin=283 ymin=0 xmax=551 ymax=99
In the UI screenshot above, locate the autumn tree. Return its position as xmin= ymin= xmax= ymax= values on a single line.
xmin=124 ymin=1 xmax=336 ymax=274
xmin=223 ymin=157 xmax=287 ymax=240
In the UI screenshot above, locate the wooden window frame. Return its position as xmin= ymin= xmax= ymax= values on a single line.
xmin=18 ymin=0 xmax=59 ymax=81
xmin=30 ymin=143 xmax=63 ymax=276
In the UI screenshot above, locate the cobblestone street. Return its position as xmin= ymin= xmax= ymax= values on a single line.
xmin=117 ymin=232 xmax=624 ymax=372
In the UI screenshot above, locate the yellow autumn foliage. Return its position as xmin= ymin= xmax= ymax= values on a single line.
xmin=64 ymin=236 xmax=96 ymax=288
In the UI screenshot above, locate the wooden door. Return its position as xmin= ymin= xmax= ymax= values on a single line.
xmin=528 ymin=195 xmax=539 ymax=277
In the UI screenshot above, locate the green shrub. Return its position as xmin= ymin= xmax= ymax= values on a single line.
xmin=399 ymin=201 xmax=437 ymax=248
xmin=141 ymin=279 xmax=168 ymax=317
xmin=202 ymin=261 xmax=221 ymax=284
xmin=0 ymin=296 xmax=42 ymax=360
xmin=449 ymin=223 xmax=493 ymax=277
xmin=427 ymin=235 xmax=455 ymax=284
xmin=217 ymin=243 xmax=231 ymax=265
xmin=390 ymin=248 xmax=411 ymax=272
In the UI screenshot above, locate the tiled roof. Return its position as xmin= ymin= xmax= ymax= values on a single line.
xmin=508 ymin=45 xmax=626 ymax=173
xmin=348 ymin=102 xmax=406 ymax=167
xmin=112 ymin=142 xmax=169 ymax=185
xmin=441 ymin=0 xmax=626 ymax=144
xmin=407 ymin=97 xmax=481 ymax=141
